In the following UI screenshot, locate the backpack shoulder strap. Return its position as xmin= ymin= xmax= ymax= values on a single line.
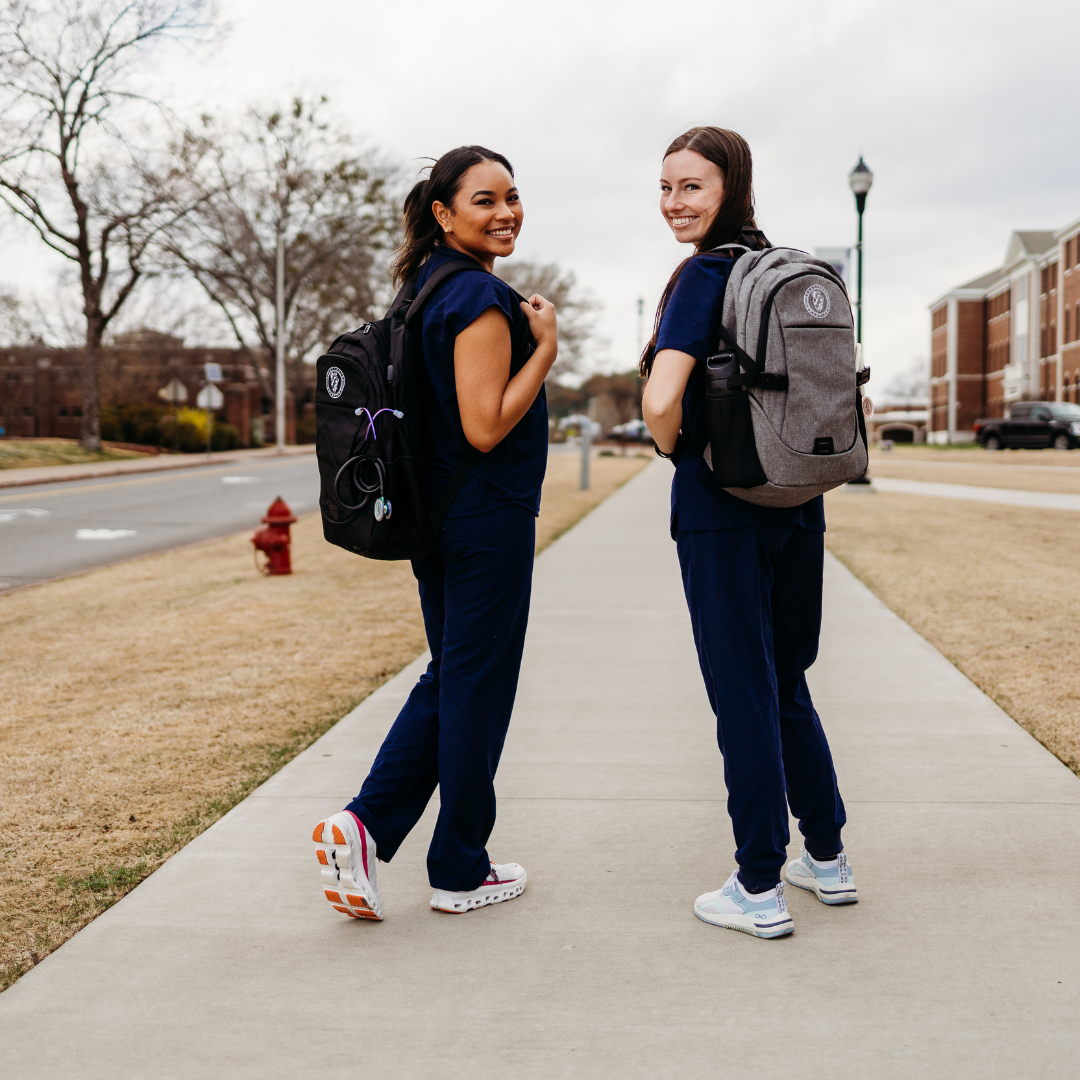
xmin=390 ymin=253 xmax=495 ymax=534
xmin=401 ymin=255 xmax=488 ymax=325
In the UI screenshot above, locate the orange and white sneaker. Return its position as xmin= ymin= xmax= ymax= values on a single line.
xmin=430 ymin=862 xmax=527 ymax=914
xmin=312 ymin=811 xmax=383 ymax=921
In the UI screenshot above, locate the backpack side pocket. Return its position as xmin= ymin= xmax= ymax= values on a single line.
xmin=705 ymin=391 xmax=767 ymax=489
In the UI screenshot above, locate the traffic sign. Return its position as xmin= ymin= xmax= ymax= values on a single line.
xmin=196 ymin=384 xmax=224 ymax=409
xmin=204 ymin=362 xmax=223 ymax=383
xmin=158 ymin=377 xmax=188 ymax=405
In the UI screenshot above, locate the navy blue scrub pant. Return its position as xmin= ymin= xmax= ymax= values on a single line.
xmin=346 ymin=504 xmax=535 ymax=893
xmin=676 ymin=523 xmax=846 ymax=893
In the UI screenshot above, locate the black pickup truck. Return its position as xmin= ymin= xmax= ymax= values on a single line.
xmin=974 ymin=401 xmax=1080 ymax=450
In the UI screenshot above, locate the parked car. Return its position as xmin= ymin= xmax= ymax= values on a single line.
xmin=609 ymin=418 xmax=654 ymax=445
xmin=974 ymin=402 xmax=1080 ymax=450
xmin=557 ymin=413 xmax=602 ymax=439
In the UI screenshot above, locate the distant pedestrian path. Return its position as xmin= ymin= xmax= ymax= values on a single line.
xmin=873 ymin=475 xmax=1080 ymax=510
xmin=1 ymin=460 xmax=1077 ymax=1077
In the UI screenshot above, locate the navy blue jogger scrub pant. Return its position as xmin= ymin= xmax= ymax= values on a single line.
xmin=676 ymin=524 xmax=847 ymax=893
xmin=346 ymin=504 xmax=535 ymax=894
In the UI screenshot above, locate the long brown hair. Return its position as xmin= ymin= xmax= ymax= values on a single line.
xmin=639 ymin=127 xmax=769 ymax=377
xmin=391 ymin=145 xmax=514 ymax=287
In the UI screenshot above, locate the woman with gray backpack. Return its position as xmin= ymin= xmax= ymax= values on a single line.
xmin=641 ymin=127 xmax=865 ymax=937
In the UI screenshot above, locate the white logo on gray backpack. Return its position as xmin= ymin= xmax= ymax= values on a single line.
xmin=326 ymin=366 xmax=345 ymax=399
xmin=803 ymin=283 xmax=831 ymax=319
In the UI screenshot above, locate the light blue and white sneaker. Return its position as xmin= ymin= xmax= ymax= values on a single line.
xmin=785 ymin=848 xmax=857 ymax=905
xmin=694 ymin=870 xmax=794 ymax=938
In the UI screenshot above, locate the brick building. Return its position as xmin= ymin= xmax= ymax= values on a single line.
xmin=0 ymin=331 xmax=311 ymax=446
xmin=929 ymin=218 xmax=1080 ymax=441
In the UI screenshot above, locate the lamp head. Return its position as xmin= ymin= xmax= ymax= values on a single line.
xmin=849 ymin=157 xmax=873 ymax=197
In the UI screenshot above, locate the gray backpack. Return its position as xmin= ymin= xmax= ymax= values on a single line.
xmin=699 ymin=246 xmax=869 ymax=507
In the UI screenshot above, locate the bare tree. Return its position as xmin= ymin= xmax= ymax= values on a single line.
xmin=162 ymin=97 xmax=401 ymax=409
xmin=496 ymin=259 xmax=602 ymax=380
xmin=884 ymin=356 xmax=930 ymax=402
xmin=0 ymin=0 xmax=215 ymax=448
xmin=0 ymin=286 xmax=37 ymax=343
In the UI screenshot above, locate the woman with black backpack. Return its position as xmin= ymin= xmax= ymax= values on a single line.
xmin=640 ymin=127 xmax=856 ymax=938
xmin=312 ymin=146 xmax=557 ymax=919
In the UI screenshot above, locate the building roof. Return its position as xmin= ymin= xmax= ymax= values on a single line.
xmin=958 ymin=266 xmax=1009 ymax=290
xmin=1004 ymin=230 xmax=1057 ymax=267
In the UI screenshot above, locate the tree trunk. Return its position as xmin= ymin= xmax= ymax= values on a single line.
xmin=80 ymin=316 xmax=104 ymax=451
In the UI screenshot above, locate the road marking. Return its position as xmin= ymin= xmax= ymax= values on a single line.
xmin=76 ymin=529 xmax=138 ymax=540
xmin=222 ymin=476 xmax=260 ymax=484
xmin=0 ymin=457 xmax=312 ymax=505
xmin=0 ymin=508 xmax=50 ymax=522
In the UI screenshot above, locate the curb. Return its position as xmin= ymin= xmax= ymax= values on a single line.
xmin=0 ymin=445 xmax=316 ymax=490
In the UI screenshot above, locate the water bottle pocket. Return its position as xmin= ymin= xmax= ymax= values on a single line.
xmin=705 ymin=391 xmax=768 ymax=489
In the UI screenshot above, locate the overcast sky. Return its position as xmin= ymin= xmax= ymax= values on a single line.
xmin=8 ymin=0 xmax=1080 ymax=390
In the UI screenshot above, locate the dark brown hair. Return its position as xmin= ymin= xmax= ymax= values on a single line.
xmin=639 ymin=127 xmax=769 ymax=377
xmin=391 ymin=145 xmax=514 ymax=287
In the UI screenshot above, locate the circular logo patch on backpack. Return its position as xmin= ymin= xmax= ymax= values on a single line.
xmin=326 ymin=366 xmax=345 ymax=399
xmin=803 ymin=283 xmax=831 ymax=319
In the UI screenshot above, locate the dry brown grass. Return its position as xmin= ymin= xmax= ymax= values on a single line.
xmin=824 ymin=487 xmax=1080 ymax=776
xmin=0 ymin=451 xmax=648 ymax=989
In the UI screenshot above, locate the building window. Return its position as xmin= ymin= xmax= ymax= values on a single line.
xmin=1068 ymin=308 xmax=1073 ymax=343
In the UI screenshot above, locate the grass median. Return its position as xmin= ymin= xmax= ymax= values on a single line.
xmin=0 ymin=439 xmax=150 ymax=470
xmin=0 ymin=449 xmax=649 ymax=990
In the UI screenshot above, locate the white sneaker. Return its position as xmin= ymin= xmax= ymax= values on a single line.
xmin=430 ymin=862 xmax=527 ymax=914
xmin=312 ymin=811 xmax=384 ymax=920
xmin=785 ymin=848 xmax=857 ymax=905
xmin=693 ymin=870 xmax=794 ymax=938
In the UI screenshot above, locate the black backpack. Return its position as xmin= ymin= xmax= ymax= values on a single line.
xmin=314 ymin=255 xmax=486 ymax=561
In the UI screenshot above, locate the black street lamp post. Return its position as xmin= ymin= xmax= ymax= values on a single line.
xmin=847 ymin=156 xmax=874 ymax=485
xmin=848 ymin=157 xmax=874 ymax=344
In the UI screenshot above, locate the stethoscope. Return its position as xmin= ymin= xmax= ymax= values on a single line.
xmin=333 ymin=407 xmax=403 ymax=522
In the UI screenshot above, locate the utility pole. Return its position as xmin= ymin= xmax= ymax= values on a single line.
xmin=636 ymin=297 xmax=644 ymax=361
xmin=275 ymin=227 xmax=286 ymax=454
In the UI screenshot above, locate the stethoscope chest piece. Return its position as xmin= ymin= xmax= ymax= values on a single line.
xmin=373 ymin=497 xmax=392 ymax=522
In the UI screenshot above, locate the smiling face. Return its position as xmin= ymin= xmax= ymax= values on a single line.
xmin=432 ymin=160 xmax=522 ymax=271
xmin=660 ymin=148 xmax=725 ymax=249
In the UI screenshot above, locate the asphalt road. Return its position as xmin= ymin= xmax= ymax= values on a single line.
xmin=0 ymin=455 xmax=321 ymax=591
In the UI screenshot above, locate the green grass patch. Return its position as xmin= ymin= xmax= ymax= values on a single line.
xmin=0 ymin=439 xmax=147 ymax=470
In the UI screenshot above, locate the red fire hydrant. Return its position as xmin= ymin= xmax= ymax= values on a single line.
xmin=252 ymin=496 xmax=297 ymax=575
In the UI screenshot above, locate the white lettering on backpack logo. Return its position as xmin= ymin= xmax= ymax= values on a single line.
xmin=326 ymin=366 xmax=345 ymax=399
xmin=803 ymin=283 xmax=831 ymax=319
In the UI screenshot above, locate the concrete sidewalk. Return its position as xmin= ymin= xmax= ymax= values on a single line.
xmin=873 ymin=474 xmax=1080 ymax=510
xmin=0 ymin=443 xmax=315 ymax=489
xmin=1 ymin=460 xmax=1078 ymax=1077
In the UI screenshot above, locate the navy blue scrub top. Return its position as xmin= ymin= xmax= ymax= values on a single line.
xmin=414 ymin=246 xmax=548 ymax=519
xmin=655 ymin=252 xmax=825 ymax=534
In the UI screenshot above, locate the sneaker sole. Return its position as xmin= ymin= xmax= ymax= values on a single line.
xmin=312 ymin=815 xmax=384 ymax=921
xmin=785 ymin=869 xmax=858 ymax=905
xmin=693 ymin=906 xmax=794 ymax=938
xmin=430 ymin=876 xmax=526 ymax=914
